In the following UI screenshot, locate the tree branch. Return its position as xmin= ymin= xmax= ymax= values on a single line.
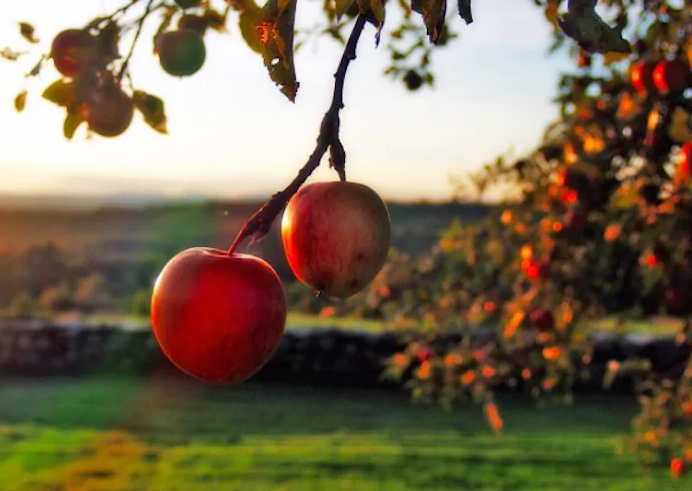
xmin=110 ymin=0 xmax=144 ymax=20
xmin=117 ymin=0 xmax=157 ymax=82
xmin=227 ymin=15 xmax=368 ymax=255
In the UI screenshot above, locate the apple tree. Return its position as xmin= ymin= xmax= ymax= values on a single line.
xmin=337 ymin=0 xmax=692 ymax=479
xmin=4 ymin=0 xmax=687 ymax=478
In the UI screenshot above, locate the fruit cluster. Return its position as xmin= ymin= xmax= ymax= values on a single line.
xmin=631 ymin=58 xmax=691 ymax=96
xmin=151 ymin=181 xmax=391 ymax=385
xmin=43 ymin=0 xmax=213 ymax=138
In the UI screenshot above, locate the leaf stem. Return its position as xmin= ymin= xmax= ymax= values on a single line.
xmin=227 ymin=15 xmax=368 ymax=255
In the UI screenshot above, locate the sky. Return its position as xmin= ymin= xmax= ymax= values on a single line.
xmin=0 ymin=0 xmax=573 ymax=202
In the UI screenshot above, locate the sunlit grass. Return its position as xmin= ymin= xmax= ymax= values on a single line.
xmin=0 ymin=376 xmax=684 ymax=491
xmin=593 ymin=316 xmax=681 ymax=336
xmin=52 ymin=312 xmax=684 ymax=336
xmin=285 ymin=312 xmax=394 ymax=332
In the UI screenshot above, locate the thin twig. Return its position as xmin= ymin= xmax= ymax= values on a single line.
xmin=83 ymin=0 xmax=144 ymax=32
xmin=117 ymin=0 xmax=157 ymax=82
xmin=227 ymin=15 xmax=368 ymax=255
xmin=111 ymin=0 xmax=143 ymax=20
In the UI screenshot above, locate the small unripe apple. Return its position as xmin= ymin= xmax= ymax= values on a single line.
xmin=151 ymin=247 xmax=287 ymax=384
xmin=156 ymin=29 xmax=206 ymax=77
xmin=281 ymin=181 xmax=391 ymax=298
xmin=652 ymin=59 xmax=691 ymax=94
xmin=403 ymin=70 xmax=423 ymax=91
xmin=630 ymin=60 xmax=657 ymax=93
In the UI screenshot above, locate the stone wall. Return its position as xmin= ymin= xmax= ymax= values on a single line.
xmin=0 ymin=321 xmax=689 ymax=394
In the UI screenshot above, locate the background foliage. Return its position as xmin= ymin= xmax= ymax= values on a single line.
xmin=1 ymin=0 xmax=692 ymax=481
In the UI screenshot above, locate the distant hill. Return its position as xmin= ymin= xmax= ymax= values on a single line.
xmin=0 ymin=193 xmax=267 ymax=211
xmin=0 ymin=198 xmax=494 ymax=314
xmin=0 ymin=198 xmax=492 ymax=250
xmin=0 ymin=198 xmax=493 ymax=283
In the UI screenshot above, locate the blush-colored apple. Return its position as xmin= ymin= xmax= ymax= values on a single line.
xmin=281 ymin=181 xmax=391 ymax=298
xmin=630 ymin=60 xmax=657 ymax=93
xmin=653 ymin=59 xmax=691 ymax=94
xmin=51 ymin=29 xmax=97 ymax=78
xmin=151 ymin=247 xmax=286 ymax=384
xmin=680 ymin=142 xmax=691 ymax=178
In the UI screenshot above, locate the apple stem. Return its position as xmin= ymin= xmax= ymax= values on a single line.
xmin=227 ymin=15 xmax=368 ymax=256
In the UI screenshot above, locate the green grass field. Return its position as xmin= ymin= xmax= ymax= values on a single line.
xmin=76 ymin=312 xmax=683 ymax=336
xmin=0 ymin=375 xmax=683 ymax=490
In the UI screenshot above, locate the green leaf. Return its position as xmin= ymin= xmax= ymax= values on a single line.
xmin=95 ymin=22 xmax=121 ymax=62
xmin=1 ymin=47 xmax=26 ymax=61
xmin=63 ymin=111 xmax=85 ymax=140
xmin=557 ymin=1 xmax=631 ymax=54
xmin=610 ymin=183 xmax=638 ymax=209
xmin=336 ymin=0 xmax=357 ymax=17
xmin=42 ymin=79 xmax=74 ymax=107
xmin=19 ymin=22 xmax=39 ymax=44
xmin=203 ymin=8 xmax=227 ymax=32
xmin=324 ymin=0 xmax=337 ymax=23
xmin=325 ymin=0 xmax=356 ymax=22
xmin=323 ymin=25 xmax=346 ymax=45
xmin=357 ymin=0 xmax=385 ymax=26
xmin=412 ymin=0 xmax=447 ymax=44
xmin=254 ymin=0 xmax=300 ymax=101
xmin=239 ymin=10 xmax=264 ymax=53
xmin=26 ymin=55 xmax=45 ymax=77
xmin=153 ymin=7 xmax=178 ymax=53
xmin=457 ymin=0 xmax=472 ymax=24
xmin=14 ymin=90 xmax=27 ymax=112
xmin=42 ymin=78 xmax=74 ymax=107
xmin=133 ymin=91 xmax=168 ymax=134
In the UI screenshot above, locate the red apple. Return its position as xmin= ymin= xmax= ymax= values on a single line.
xmin=666 ymin=288 xmax=689 ymax=314
xmin=630 ymin=61 xmax=657 ymax=93
xmin=564 ymin=209 xmax=586 ymax=231
xmin=417 ymin=348 xmax=431 ymax=362
xmin=556 ymin=167 xmax=588 ymax=191
xmin=653 ymin=59 xmax=691 ymax=94
xmin=281 ymin=181 xmax=391 ymax=298
xmin=151 ymin=247 xmax=286 ymax=384
xmin=51 ymin=29 xmax=96 ymax=78
xmin=522 ymin=258 xmax=550 ymax=281
xmin=680 ymin=142 xmax=691 ymax=178
xmin=643 ymin=252 xmax=659 ymax=268
xmin=577 ymin=50 xmax=591 ymax=69
xmin=530 ymin=310 xmax=554 ymax=331
xmin=671 ymin=458 xmax=684 ymax=478
xmin=80 ymin=83 xmax=134 ymax=138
